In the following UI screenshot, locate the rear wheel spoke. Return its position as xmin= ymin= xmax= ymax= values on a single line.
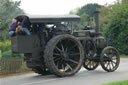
xmin=69 ymin=59 xmax=78 ymax=64
xmin=68 ymin=44 xmax=77 ymax=52
xmin=69 ymin=53 xmax=80 ymax=56
xmin=59 ymin=59 xmax=63 ymax=65
xmin=62 ymin=64 xmax=65 ymax=70
xmin=66 ymin=63 xmax=73 ymax=71
xmin=56 ymin=61 xmax=59 ymax=68
xmin=56 ymin=46 xmax=62 ymax=52
xmin=60 ymin=43 xmax=65 ymax=52
xmin=54 ymin=57 xmax=61 ymax=61
xmin=53 ymin=53 xmax=61 ymax=56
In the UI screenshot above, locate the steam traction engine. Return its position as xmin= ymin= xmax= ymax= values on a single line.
xmin=11 ymin=11 xmax=120 ymax=77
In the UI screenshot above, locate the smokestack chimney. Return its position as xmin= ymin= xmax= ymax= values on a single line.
xmin=94 ymin=11 xmax=100 ymax=35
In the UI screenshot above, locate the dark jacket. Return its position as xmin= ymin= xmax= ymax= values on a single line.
xmin=10 ymin=23 xmax=18 ymax=31
xmin=15 ymin=15 xmax=31 ymax=28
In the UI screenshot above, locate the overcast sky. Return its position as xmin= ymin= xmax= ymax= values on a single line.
xmin=16 ymin=0 xmax=117 ymax=15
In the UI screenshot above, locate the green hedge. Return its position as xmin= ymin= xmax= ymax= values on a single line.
xmin=0 ymin=40 xmax=11 ymax=53
xmin=0 ymin=40 xmax=23 ymax=58
xmin=2 ymin=50 xmax=23 ymax=58
xmin=0 ymin=50 xmax=2 ymax=58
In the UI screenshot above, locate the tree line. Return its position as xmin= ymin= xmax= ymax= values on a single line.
xmin=70 ymin=0 xmax=128 ymax=55
xmin=0 ymin=0 xmax=24 ymax=41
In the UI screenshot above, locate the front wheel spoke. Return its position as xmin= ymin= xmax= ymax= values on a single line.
xmin=68 ymin=59 xmax=78 ymax=64
xmin=103 ymin=57 xmax=111 ymax=61
xmin=66 ymin=63 xmax=73 ymax=71
xmin=109 ymin=63 xmax=111 ymax=69
xmin=112 ymin=61 xmax=116 ymax=64
xmin=111 ymin=61 xmax=114 ymax=68
xmin=108 ymin=55 xmax=113 ymax=58
xmin=107 ymin=62 xmax=110 ymax=69
xmin=108 ymin=54 xmax=115 ymax=59
xmin=106 ymin=62 xmax=109 ymax=68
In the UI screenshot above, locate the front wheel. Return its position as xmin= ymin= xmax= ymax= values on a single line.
xmin=100 ymin=46 xmax=120 ymax=72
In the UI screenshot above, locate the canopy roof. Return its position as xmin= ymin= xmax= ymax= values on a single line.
xmin=28 ymin=15 xmax=80 ymax=23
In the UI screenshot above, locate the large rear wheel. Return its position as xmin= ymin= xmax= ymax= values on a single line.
xmin=44 ymin=34 xmax=84 ymax=77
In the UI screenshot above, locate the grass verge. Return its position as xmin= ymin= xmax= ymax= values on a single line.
xmin=120 ymin=56 xmax=128 ymax=58
xmin=103 ymin=80 xmax=128 ymax=85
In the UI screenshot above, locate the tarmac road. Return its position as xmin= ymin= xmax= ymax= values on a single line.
xmin=0 ymin=58 xmax=128 ymax=85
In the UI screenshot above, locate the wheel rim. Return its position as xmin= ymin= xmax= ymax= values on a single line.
xmin=53 ymin=38 xmax=81 ymax=73
xmin=101 ymin=47 xmax=120 ymax=71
